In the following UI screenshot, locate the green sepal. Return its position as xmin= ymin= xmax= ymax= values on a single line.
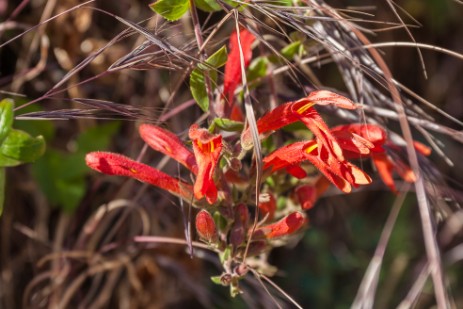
xmin=210 ymin=275 xmax=223 ymax=285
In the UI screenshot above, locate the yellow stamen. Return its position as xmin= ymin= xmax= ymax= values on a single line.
xmin=296 ymin=102 xmax=315 ymax=115
xmin=130 ymin=168 xmax=138 ymax=174
xmin=305 ymin=143 xmax=318 ymax=154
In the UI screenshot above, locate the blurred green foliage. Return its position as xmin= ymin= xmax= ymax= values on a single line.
xmin=15 ymin=104 xmax=120 ymax=213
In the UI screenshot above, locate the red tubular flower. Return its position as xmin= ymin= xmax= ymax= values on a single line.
xmin=86 ymin=152 xmax=193 ymax=199
xmin=223 ymin=29 xmax=256 ymax=108
xmin=254 ymin=212 xmax=305 ymax=239
xmin=139 ymin=124 xmax=197 ymax=174
xmin=331 ymin=124 xmax=387 ymax=154
xmin=241 ymin=91 xmax=358 ymax=163
xmin=189 ymin=124 xmax=223 ymax=204
xmin=195 ymin=210 xmax=217 ymax=242
xmin=263 ymin=140 xmax=371 ymax=193
xmin=331 ymin=123 xmax=431 ymax=192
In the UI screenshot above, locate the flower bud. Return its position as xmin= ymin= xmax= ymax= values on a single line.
xmin=235 ymin=204 xmax=249 ymax=226
xmin=195 ymin=210 xmax=217 ymax=242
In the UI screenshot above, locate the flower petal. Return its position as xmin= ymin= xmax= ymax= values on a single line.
xmin=371 ymin=152 xmax=397 ymax=193
xmin=86 ymin=152 xmax=193 ymax=199
xmin=255 ymin=212 xmax=305 ymax=239
xmin=139 ymin=124 xmax=197 ymax=173
xmin=295 ymin=185 xmax=317 ymax=210
xmin=223 ymin=29 xmax=255 ymax=106
xmin=189 ymin=124 xmax=223 ymax=204
xmin=305 ymin=90 xmax=358 ymax=110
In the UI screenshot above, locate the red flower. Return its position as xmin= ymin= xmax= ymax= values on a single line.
xmin=87 ymin=124 xmax=225 ymax=205
xmin=189 ymin=124 xmax=223 ymax=204
xmin=331 ymin=124 xmax=431 ymax=192
xmin=330 ymin=124 xmax=386 ymax=155
xmin=254 ymin=212 xmax=305 ymax=239
xmin=223 ymin=29 xmax=255 ymax=108
xmin=86 ymin=152 xmax=193 ymax=200
xmin=241 ymin=90 xmax=358 ymax=162
xmin=139 ymin=124 xmax=197 ymax=174
xmin=263 ymin=140 xmax=371 ymax=193
xmin=195 ymin=210 xmax=217 ymax=242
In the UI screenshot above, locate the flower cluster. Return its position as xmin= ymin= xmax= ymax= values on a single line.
xmin=85 ymin=29 xmax=431 ymax=296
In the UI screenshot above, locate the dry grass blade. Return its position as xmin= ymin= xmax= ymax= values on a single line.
xmin=352 ymin=184 xmax=410 ymax=308
xmin=233 ymin=13 xmax=263 ymax=262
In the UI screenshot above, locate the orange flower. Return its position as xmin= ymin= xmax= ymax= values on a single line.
xmin=189 ymin=124 xmax=223 ymax=204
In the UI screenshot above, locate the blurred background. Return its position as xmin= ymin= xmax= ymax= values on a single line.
xmin=1 ymin=0 xmax=463 ymax=308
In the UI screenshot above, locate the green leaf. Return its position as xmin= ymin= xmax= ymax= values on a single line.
xmin=211 ymin=118 xmax=244 ymax=132
xmin=195 ymin=0 xmax=221 ymax=12
xmin=190 ymin=46 xmax=228 ymax=112
xmin=31 ymin=122 xmax=119 ymax=213
xmin=190 ymin=69 xmax=210 ymax=112
xmin=32 ymin=150 xmax=86 ymax=213
xmin=247 ymin=57 xmax=268 ymax=83
xmin=0 ymin=99 xmax=14 ymax=145
xmin=199 ymin=45 xmax=228 ymax=69
xmin=0 ymin=129 xmax=45 ymax=167
xmin=281 ymin=41 xmax=303 ymax=60
xmin=149 ymin=0 xmax=189 ymax=21
xmin=0 ymin=168 xmax=4 ymax=216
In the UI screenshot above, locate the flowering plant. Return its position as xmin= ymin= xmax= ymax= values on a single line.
xmin=86 ymin=28 xmax=433 ymax=298
xmin=86 ymin=33 xmax=432 ymax=290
